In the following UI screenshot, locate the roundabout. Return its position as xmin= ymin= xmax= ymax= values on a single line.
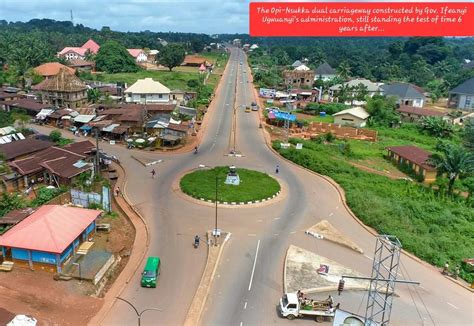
xmin=179 ymin=166 xmax=281 ymax=204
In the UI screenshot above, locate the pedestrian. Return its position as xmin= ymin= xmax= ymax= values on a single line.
xmin=275 ymin=164 xmax=279 ymax=174
xmin=151 ymin=169 xmax=156 ymax=179
xmin=443 ymin=262 xmax=449 ymax=275
xmin=115 ymin=187 xmax=120 ymax=196
xmin=454 ymin=266 xmax=460 ymax=279
xmin=328 ymin=295 xmax=334 ymax=308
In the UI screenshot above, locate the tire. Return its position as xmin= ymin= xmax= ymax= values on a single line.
xmin=286 ymin=314 xmax=296 ymax=320
xmin=315 ymin=316 xmax=323 ymax=323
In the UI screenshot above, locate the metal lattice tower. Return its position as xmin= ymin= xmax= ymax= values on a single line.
xmin=365 ymin=235 xmax=402 ymax=325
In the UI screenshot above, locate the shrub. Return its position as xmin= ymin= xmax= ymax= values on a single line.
xmin=273 ymin=139 xmax=474 ymax=283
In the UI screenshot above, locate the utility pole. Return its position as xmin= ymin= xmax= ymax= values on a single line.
xmin=339 ymin=235 xmax=420 ymax=326
xmin=70 ymin=10 xmax=74 ymax=25
xmin=95 ymin=127 xmax=100 ymax=178
xmin=214 ymin=174 xmax=218 ymax=246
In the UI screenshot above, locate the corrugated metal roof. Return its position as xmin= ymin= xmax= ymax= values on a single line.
xmin=0 ymin=205 xmax=101 ymax=254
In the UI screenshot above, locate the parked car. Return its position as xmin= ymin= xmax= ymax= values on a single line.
xmin=251 ymin=102 xmax=259 ymax=111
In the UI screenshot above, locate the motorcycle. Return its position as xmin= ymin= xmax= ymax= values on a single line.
xmin=194 ymin=236 xmax=200 ymax=248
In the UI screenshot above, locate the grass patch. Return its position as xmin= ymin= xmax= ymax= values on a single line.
xmin=274 ymin=139 xmax=474 ymax=283
xmin=300 ymin=115 xmax=335 ymax=123
xmin=180 ymin=167 xmax=280 ymax=203
xmin=94 ymin=70 xmax=200 ymax=91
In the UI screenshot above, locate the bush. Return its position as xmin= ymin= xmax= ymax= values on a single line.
xmin=273 ymin=139 xmax=474 ymax=282
xmin=30 ymin=186 xmax=65 ymax=207
xmin=49 ymin=130 xmax=62 ymax=142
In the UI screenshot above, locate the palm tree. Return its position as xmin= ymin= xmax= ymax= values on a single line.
xmin=428 ymin=145 xmax=474 ymax=195
xmin=337 ymin=61 xmax=351 ymax=80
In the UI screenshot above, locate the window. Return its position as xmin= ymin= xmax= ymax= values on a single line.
xmin=159 ymin=94 xmax=163 ymax=99
xmin=466 ymin=96 xmax=472 ymax=108
xmin=288 ymin=304 xmax=297 ymax=309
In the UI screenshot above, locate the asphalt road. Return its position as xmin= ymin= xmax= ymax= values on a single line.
xmin=30 ymin=48 xmax=473 ymax=326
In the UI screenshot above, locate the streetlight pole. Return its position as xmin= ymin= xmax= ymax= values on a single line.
xmin=214 ymin=174 xmax=218 ymax=246
xmin=116 ymin=297 xmax=162 ymax=326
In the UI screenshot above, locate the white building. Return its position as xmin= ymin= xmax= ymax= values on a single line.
xmin=124 ymin=78 xmax=171 ymax=104
xmin=127 ymin=49 xmax=148 ymax=63
xmin=332 ymin=107 xmax=370 ymax=127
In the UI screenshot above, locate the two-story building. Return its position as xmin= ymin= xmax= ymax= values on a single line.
xmin=57 ymin=39 xmax=100 ymax=61
xmin=282 ymin=70 xmax=315 ymax=89
xmin=124 ymin=78 xmax=171 ymax=104
xmin=33 ymin=68 xmax=88 ymax=108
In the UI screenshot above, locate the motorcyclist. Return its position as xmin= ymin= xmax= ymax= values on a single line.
xmin=194 ymin=235 xmax=200 ymax=245
xmin=194 ymin=146 xmax=198 ymax=154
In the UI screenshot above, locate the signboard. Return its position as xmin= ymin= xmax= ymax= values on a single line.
xmin=71 ymin=189 xmax=101 ymax=208
xmin=102 ymin=186 xmax=111 ymax=212
xmin=296 ymin=143 xmax=303 ymax=150
xmin=259 ymin=88 xmax=276 ymax=98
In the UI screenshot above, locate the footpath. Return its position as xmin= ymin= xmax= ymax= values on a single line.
xmin=88 ymin=162 xmax=149 ymax=325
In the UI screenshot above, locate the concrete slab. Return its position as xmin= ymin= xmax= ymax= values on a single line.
xmin=285 ymin=245 xmax=369 ymax=294
xmin=306 ymin=220 xmax=364 ymax=254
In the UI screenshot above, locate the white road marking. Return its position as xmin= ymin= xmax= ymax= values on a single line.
xmin=329 ymin=213 xmax=334 ymax=217
xmin=447 ymin=302 xmax=459 ymax=310
xmin=274 ymin=217 xmax=281 ymax=220
xmin=247 ymin=233 xmax=257 ymax=237
xmin=244 ymin=302 xmax=248 ymax=309
xmin=290 ymin=231 xmax=297 ymax=234
xmin=273 ymin=233 xmax=279 ymax=236
xmin=240 ymin=322 xmax=243 ymax=326
xmin=248 ymin=239 xmax=260 ymax=291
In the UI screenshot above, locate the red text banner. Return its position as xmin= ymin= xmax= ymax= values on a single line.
xmin=249 ymin=2 xmax=474 ymax=36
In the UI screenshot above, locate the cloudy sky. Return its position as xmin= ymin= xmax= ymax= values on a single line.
xmin=0 ymin=0 xmax=250 ymax=34
xmin=0 ymin=0 xmax=469 ymax=34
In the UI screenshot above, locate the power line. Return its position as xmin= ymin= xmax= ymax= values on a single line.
xmin=400 ymin=260 xmax=436 ymax=325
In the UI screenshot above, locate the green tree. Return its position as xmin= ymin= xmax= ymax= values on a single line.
xmin=95 ymin=40 xmax=139 ymax=73
xmin=337 ymin=61 xmax=351 ymax=80
xmin=419 ymin=116 xmax=455 ymax=138
xmin=461 ymin=176 xmax=474 ymax=201
xmin=158 ymin=44 xmax=185 ymax=71
xmin=463 ymin=119 xmax=474 ymax=151
xmin=49 ymin=130 xmax=62 ymax=143
xmin=87 ymin=88 xmax=101 ymax=103
xmin=365 ymin=95 xmax=399 ymax=127
xmin=0 ymin=192 xmax=26 ymax=216
xmin=428 ymin=145 xmax=474 ymax=195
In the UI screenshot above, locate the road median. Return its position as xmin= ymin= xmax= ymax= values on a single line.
xmin=183 ymin=232 xmax=230 ymax=326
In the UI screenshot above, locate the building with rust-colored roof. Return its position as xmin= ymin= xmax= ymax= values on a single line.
xmin=386 ymin=145 xmax=436 ymax=183
xmin=0 ymin=138 xmax=53 ymax=161
xmin=5 ymin=141 xmax=94 ymax=192
xmin=397 ymin=106 xmax=446 ymax=122
xmin=182 ymin=55 xmax=210 ymax=67
xmin=34 ymin=62 xmax=75 ymax=79
xmin=0 ymin=205 xmax=101 ymax=272
xmin=33 ymin=68 xmax=88 ymax=108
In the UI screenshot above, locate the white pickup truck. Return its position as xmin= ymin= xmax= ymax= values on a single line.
xmin=279 ymin=292 xmax=337 ymax=322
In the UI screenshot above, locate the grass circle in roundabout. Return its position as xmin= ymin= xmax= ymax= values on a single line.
xmin=180 ymin=166 xmax=281 ymax=203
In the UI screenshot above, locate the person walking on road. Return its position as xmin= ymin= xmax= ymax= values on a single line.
xmin=151 ymin=169 xmax=156 ymax=179
xmin=275 ymin=164 xmax=279 ymax=174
